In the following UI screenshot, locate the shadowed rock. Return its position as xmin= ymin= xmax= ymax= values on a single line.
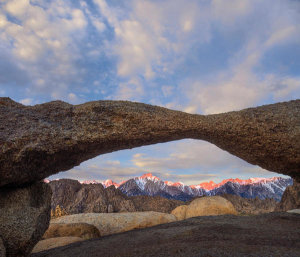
xmin=0 ymin=97 xmax=299 ymax=187
xmin=276 ymin=181 xmax=300 ymax=211
xmin=31 ymin=212 xmax=300 ymax=257
xmin=0 ymin=182 xmax=51 ymax=257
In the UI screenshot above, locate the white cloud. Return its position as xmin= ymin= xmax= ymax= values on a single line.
xmin=113 ymin=77 xmax=144 ymax=101
xmin=131 ymin=140 xmax=244 ymax=171
xmin=0 ymin=0 xmax=88 ymax=99
xmin=212 ymin=0 xmax=251 ymax=25
xmin=20 ymin=98 xmax=33 ymax=105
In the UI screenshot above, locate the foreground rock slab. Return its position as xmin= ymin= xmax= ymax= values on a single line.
xmin=32 ymin=237 xmax=84 ymax=254
xmin=51 ymin=211 xmax=176 ymax=236
xmin=31 ymin=212 xmax=300 ymax=257
xmin=1 ymin=98 xmax=299 ymax=187
xmin=0 ymin=182 xmax=51 ymax=257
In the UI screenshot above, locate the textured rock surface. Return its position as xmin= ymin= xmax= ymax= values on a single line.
xmin=276 ymin=181 xmax=300 ymax=211
xmin=31 ymin=212 xmax=300 ymax=257
xmin=221 ymin=194 xmax=277 ymax=214
xmin=184 ymin=196 xmax=238 ymax=218
xmin=130 ymin=195 xmax=184 ymax=213
xmin=0 ymin=182 xmax=51 ymax=257
xmin=0 ymin=238 xmax=5 ymax=257
xmin=171 ymin=205 xmax=188 ymax=221
xmin=1 ymin=98 xmax=299 ymax=187
xmin=31 ymin=237 xmax=84 ymax=254
xmin=49 ymin=179 xmax=136 ymax=214
xmin=51 ymin=212 xmax=177 ymax=236
xmin=42 ymin=223 xmax=100 ymax=240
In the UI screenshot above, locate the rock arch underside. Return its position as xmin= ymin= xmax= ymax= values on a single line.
xmin=0 ymin=97 xmax=299 ymax=256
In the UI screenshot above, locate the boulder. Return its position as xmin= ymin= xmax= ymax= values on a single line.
xmin=51 ymin=212 xmax=177 ymax=236
xmin=1 ymin=98 xmax=299 ymax=187
xmin=275 ymin=181 xmax=300 ymax=211
xmin=0 ymin=182 xmax=51 ymax=257
xmin=171 ymin=205 xmax=188 ymax=220
xmin=183 ymin=196 xmax=237 ymax=219
xmin=31 ymin=237 xmax=84 ymax=254
xmin=43 ymin=223 xmax=100 ymax=240
xmin=287 ymin=209 xmax=300 ymax=214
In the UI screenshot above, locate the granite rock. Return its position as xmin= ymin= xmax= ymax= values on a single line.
xmin=31 ymin=237 xmax=84 ymax=254
xmin=0 ymin=182 xmax=51 ymax=257
xmin=185 ymin=196 xmax=238 ymax=218
xmin=0 ymin=238 xmax=5 ymax=257
xmin=1 ymin=98 xmax=299 ymax=186
xmin=275 ymin=181 xmax=300 ymax=211
xmin=49 ymin=179 xmax=136 ymax=214
xmin=42 ymin=223 xmax=100 ymax=240
xmin=51 ymin=211 xmax=177 ymax=236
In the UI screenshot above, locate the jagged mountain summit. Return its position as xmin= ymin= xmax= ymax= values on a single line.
xmin=78 ymin=173 xmax=292 ymax=202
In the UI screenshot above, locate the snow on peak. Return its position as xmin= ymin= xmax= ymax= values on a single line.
xmin=103 ymin=179 xmax=120 ymax=188
xmin=139 ymin=173 xmax=160 ymax=181
xmin=193 ymin=177 xmax=281 ymax=190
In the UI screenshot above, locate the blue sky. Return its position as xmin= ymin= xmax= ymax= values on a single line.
xmin=0 ymin=0 xmax=299 ymax=184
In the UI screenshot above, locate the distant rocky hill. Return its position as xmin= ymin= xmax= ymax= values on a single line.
xmin=49 ymin=179 xmax=183 ymax=215
xmin=79 ymin=173 xmax=293 ymax=202
xmin=48 ymin=178 xmax=283 ymax=215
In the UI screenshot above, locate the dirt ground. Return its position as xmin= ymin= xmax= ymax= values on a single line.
xmin=32 ymin=212 xmax=300 ymax=257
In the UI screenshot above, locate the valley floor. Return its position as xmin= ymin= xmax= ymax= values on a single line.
xmin=32 ymin=212 xmax=300 ymax=257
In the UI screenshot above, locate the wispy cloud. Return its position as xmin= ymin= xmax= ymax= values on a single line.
xmin=2 ymin=0 xmax=299 ymax=182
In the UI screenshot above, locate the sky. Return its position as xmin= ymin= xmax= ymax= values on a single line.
xmin=0 ymin=0 xmax=299 ymax=185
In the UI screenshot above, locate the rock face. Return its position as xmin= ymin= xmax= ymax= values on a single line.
xmin=1 ymin=98 xmax=299 ymax=187
xmin=130 ymin=195 xmax=184 ymax=213
xmin=31 ymin=212 xmax=300 ymax=257
xmin=49 ymin=179 xmax=136 ymax=214
xmin=221 ymin=194 xmax=277 ymax=214
xmin=31 ymin=237 xmax=84 ymax=254
xmin=0 ymin=182 xmax=51 ymax=257
xmin=42 ymin=223 xmax=100 ymax=240
xmin=276 ymin=181 xmax=300 ymax=211
xmin=171 ymin=196 xmax=237 ymax=220
xmin=51 ymin=212 xmax=177 ymax=236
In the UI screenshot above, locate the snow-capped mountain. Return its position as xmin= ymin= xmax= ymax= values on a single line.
xmin=77 ymin=173 xmax=292 ymax=201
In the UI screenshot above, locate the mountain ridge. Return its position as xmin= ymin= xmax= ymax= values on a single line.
xmin=47 ymin=173 xmax=292 ymax=202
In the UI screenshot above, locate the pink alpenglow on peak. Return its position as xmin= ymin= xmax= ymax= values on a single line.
xmin=192 ymin=177 xmax=283 ymax=190
xmin=103 ymin=179 xmax=120 ymax=188
xmin=139 ymin=173 xmax=160 ymax=181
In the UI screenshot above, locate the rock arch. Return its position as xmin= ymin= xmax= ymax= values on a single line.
xmin=0 ymin=97 xmax=299 ymax=256
xmin=0 ymin=97 xmax=299 ymax=186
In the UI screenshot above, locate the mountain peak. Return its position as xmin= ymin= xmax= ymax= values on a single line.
xmin=140 ymin=173 xmax=160 ymax=181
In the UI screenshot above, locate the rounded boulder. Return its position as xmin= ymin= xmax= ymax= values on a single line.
xmin=171 ymin=205 xmax=188 ymax=221
xmin=185 ymin=196 xmax=238 ymax=218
